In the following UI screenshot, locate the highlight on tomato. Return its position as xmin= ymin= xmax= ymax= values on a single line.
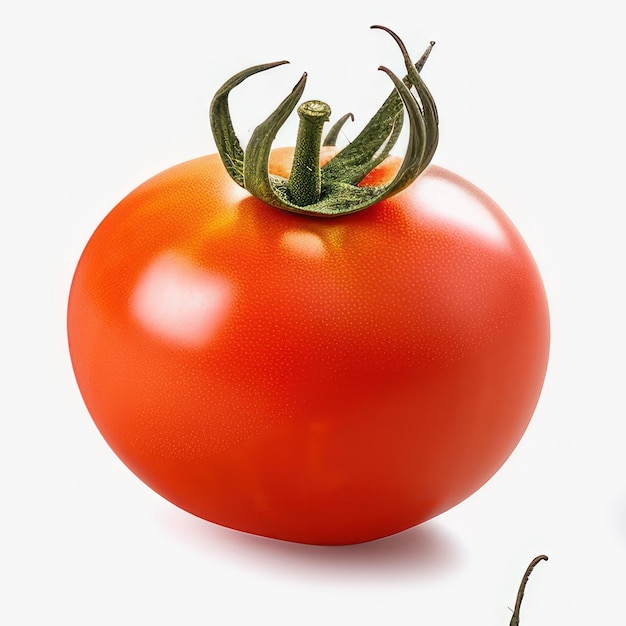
xmin=67 ymin=26 xmax=550 ymax=545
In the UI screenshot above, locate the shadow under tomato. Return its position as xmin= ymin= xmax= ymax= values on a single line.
xmin=159 ymin=504 xmax=463 ymax=583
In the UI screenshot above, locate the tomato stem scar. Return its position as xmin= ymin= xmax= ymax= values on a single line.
xmin=509 ymin=554 xmax=548 ymax=626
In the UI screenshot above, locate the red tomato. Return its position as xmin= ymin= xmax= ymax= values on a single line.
xmin=67 ymin=148 xmax=549 ymax=545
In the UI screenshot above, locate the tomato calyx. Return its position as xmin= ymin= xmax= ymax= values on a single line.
xmin=209 ymin=25 xmax=439 ymax=217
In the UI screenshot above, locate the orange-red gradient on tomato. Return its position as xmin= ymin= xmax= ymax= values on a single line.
xmin=68 ymin=151 xmax=549 ymax=545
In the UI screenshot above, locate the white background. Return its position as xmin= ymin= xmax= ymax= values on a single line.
xmin=2 ymin=1 xmax=624 ymax=624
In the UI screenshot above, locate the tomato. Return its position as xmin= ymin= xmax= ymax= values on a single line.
xmin=67 ymin=146 xmax=549 ymax=545
xmin=68 ymin=26 xmax=549 ymax=544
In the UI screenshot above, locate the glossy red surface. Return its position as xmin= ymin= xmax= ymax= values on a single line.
xmin=68 ymin=151 xmax=549 ymax=544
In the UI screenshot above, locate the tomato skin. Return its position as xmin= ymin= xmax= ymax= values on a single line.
xmin=67 ymin=150 xmax=549 ymax=545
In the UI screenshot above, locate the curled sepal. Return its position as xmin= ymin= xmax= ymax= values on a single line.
xmin=209 ymin=60 xmax=290 ymax=187
xmin=209 ymin=27 xmax=439 ymax=217
xmin=320 ymin=32 xmax=436 ymax=186
xmin=323 ymin=112 xmax=355 ymax=147
xmin=241 ymin=73 xmax=308 ymax=209
xmin=368 ymin=25 xmax=439 ymax=200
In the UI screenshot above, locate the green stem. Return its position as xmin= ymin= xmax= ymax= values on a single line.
xmin=287 ymin=100 xmax=331 ymax=206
